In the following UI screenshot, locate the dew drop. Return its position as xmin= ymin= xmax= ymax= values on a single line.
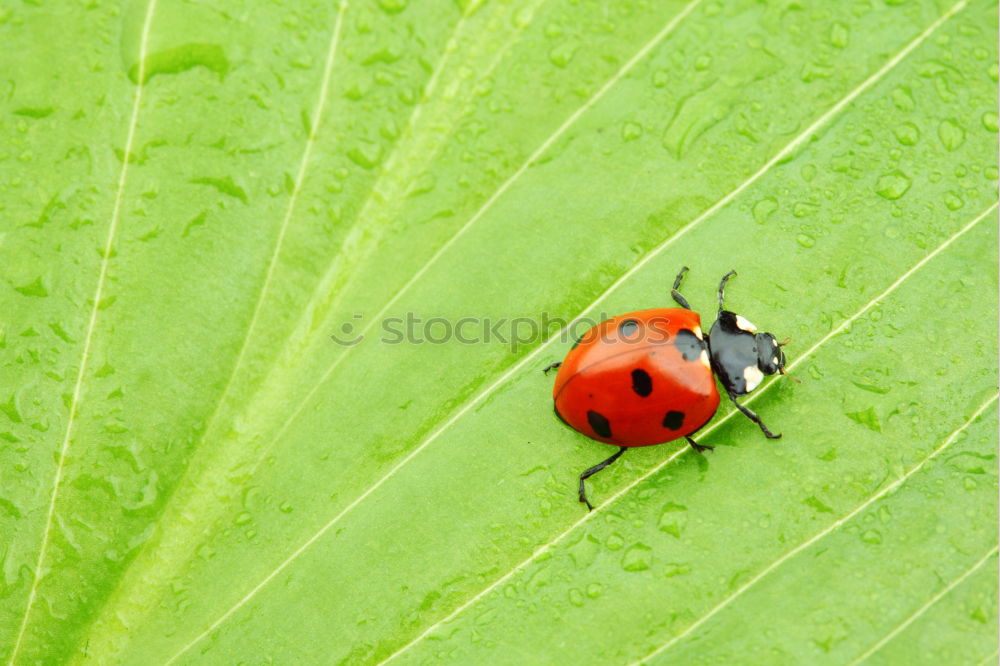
xmin=14 ymin=277 xmax=47 ymax=298
xmin=548 ymin=40 xmax=579 ymax=68
xmin=568 ymin=588 xmax=584 ymax=607
xmin=793 ymin=202 xmax=819 ymax=218
xmin=346 ymin=141 xmax=382 ymax=170
xmin=621 ymin=122 xmax=643 ymax=142
xmin=242 ymin=486 xmax=260 ymax=510
xmin=937 ymin=119 xmax=966 ymax=151
xmin=621 ymin=543 xmax=652 ymax=572
xmin=874 ymin=170 xmax=911 ymax=200
xmin=860 ymin=529 xmax=882 ymax=545
xmin=752 ymin=197 xmax=778 ymax=224
xmin=796 ymin=233 xmax=816 ymax=248
xmin=605 ymin=533 xmax=624 ymax=551
xmin=663 ymin=562 xmax=691 ymax=578
xmin=380 ymin=119 xmax=400 ymax=140
xmin=377 ymin=0 xmax=407 ymax=14
xmin=406 ymin=173 xmax=436 ymax=197
xmin=891 ymin=87 xmax=915 ymax=111
xmin=943 ymin=191 xmax=964 ymax=211
xmin=982 ymin=112 xmax=998 ymax=133
xmin=512 ymin=7 xmax=534 ymax=28
xmin=829 ymin=22 xmax=849 ymax=48
xmin=657 ymin=502 xmax=687 ymax=538
xmin=846 ymin=407 xmax=881 ymax=432
xmin=893 ymin=122 xmax=920 ymax=146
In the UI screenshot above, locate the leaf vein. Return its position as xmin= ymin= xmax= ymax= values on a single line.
xmin=847 ymin=545 xmax=999 ymax=666
xmin=631 ymin=393 xmax=999 ymax=665
xmin=7 ymin=1 xmax=160 ymax=663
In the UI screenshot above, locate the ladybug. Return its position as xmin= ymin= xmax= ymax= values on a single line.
xmin=545 ymin=267 xmax=791 ymax=509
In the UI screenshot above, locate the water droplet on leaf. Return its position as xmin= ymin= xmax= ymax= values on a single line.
xmin=937 ymin=118 xmax=966 ymax=151
xmin=621 ymin=544 xmax=652 ymax=572
xmin=875 ymin=170 xmax=911 ymax=200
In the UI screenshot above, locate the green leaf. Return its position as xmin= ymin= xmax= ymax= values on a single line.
xmin=1 ymin=0 xmax=997 ymax=664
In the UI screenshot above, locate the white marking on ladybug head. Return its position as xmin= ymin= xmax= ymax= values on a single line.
xmin=700 ymin=349 xmax=711 ymax=369
xmin=744 ymin=364 xmax=764 ymax=392
xmin=692 ymin=325 xmax=703 ymax=340
xmin=735 ymin=315 xmax=757 ymax=333
xmin=772 ymin=355 xmax=779 ymax=366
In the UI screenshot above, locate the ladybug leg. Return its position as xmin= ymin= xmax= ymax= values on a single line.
xmin=671 ymin=266 xmax=692 ymax=309
xmin=686 ymin=436 xmax=714 ymax=453
xmin=727 ymin=391 xmax=781 ymax=439
xmin=717 ymin=270 xmax=737 ymax=311
xmin=578 ymin=446 xmax=627 ymax=511
xmin=543 ymin=362 xmax=562 ymax=375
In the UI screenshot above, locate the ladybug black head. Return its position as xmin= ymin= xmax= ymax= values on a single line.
xmin=707 ymin=311 xmax=788 ymax=396
xmin=755 ymin=332 xmax=787 ymax=376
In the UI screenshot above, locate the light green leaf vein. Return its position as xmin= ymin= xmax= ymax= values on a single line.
xmin=7 ymin=1 xmax=159 ymax=662
xmin=633 ymin=392 xmax=999 ymax=666
xmin=847 ymin=545 xmax=1000 ymax=666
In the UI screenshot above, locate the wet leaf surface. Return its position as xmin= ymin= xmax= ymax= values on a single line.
xmin=1 ymin=0 xmax=997 ymax=663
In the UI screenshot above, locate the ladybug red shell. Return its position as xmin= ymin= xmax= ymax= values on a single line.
xmin=547 ymin=268 xmax=790 ymax=509
xmin=552 ymin=309 xmax=719 ymax=447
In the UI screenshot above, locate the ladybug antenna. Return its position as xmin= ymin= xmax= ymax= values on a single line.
xmin=717 ymin=270 xmax=737 ymax=312
xmin=778 ymin=367 xmax=802 ymax=384
xmin=777 ymin=337 xmax=791 ymax=347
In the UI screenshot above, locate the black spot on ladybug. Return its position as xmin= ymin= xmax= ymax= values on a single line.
xmin=619 ymin=319 xmax=640 ymax=338
xmin=662 ymin=410 xmax=685 ymax=430
xmin=554 ymin=404 xmax=570 ymax=427
xmin=587 ymin=410 xmax=612 ymax=438
xmin=674 ymin=329 xmax=706 ymax=362
xmin=631 ymin=369 xmax=652 ymax=397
